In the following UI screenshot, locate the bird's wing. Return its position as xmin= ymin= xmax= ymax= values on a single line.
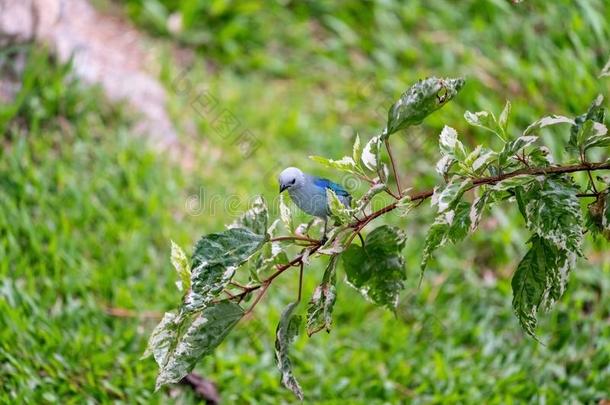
xmin=313 ymin=177 xmax=350 ymax=197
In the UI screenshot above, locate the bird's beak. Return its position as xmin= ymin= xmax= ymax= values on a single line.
xmin=279 ymin=184 xmax=288 ymax=193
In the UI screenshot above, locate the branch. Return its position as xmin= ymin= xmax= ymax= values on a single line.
xmin=231 ymin=160 xmax=610 ymax=315
xmin=406 ymin=161 xmax=610 ymax=203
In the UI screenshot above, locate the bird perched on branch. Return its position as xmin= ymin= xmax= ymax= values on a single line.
xmin=278 ymin=167 xmax=351 ymax=240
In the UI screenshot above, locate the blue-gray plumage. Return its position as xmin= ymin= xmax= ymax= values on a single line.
xmin=278 ymin=167 xmax=351 ymax=238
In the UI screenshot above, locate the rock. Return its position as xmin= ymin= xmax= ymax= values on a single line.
xmin=0 ymin=0 xmax=181 ymax=152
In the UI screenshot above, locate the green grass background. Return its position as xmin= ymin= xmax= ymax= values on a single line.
xmin=1 ymin=0 xmax=610 ymax=403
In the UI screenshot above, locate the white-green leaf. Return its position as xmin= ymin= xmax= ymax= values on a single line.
xmin=522 ymin=177 xmax=583 ymax=254
xmin=471 ymin=149 xmax=497 ymax=173
xmin=155 ymin=302 xmax=244 ymax=389
xmin=469 ymin=189 xmax=491 ymax=232
xmin=230 ymin=195 xmax=268 ymax=236
xmin=279 ymin=193 xmax=293 ymax=233
xmin=511 ymin=236 xmax=572 ymax=338
xmin=362 ymin=136 xmax=380 ymax=171
xmin=523 ymin=115 xmax=574 ymax=136
xmin=185 ymin=228 xmax=267 ymax=312
xmin=435 ymin=155 xmax=456 ymax=177
xmin=143 ymin=311 xmax=179 ymax=364
xmin=342 ymin=226 xmax=407 ymax=310
xmin=439 ymin=125 xmax=466 ymax=160
xmin=421 ymin=201 xmax=471 ymax=273
xmin=275 ymin=302 xmax=303 ymax=400
xmin=491 ymin=175 xmax=536 ymax=192
xmin=326 ymin=189 xmax=351 ymax=224
xmin=384 ymin=77 xmax=465 ymax=138
xmin=499 ymin=136 xmax=538 ymax=165
xmin=306 ymin=255 xmax=338 ymax=336
xmin=170 ymin=240 xmax=190 ymax=292
xmin=354 ymin=182 xmax=386 ymax=212
xmin=431 ymin=178 xmax=471 ymax=213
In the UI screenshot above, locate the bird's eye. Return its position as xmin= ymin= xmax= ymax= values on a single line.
xmin=290 ymin=179 xmax=296 ymax=185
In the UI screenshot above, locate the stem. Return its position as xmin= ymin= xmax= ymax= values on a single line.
xmin=271 ymin=235 xmax=321 ymax=244
xmin=385 ymin=138 xmax=402 ymax=198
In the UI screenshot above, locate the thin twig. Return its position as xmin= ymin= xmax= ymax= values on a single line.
xmin=586 ymin=169 xmax=599 ymax=194
xmin=297 ymin=262 xmax=304 ymax=302
xmin=385 ymin=138 xmax=402 ymax=198
xmin=271 ymin=235 xmax=321 ymax=244
xmin=244 ymin=281 xmax=271 ymax=315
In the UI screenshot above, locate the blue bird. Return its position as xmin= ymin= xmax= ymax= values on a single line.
xmin=278 ymin=167 xmax=351 ymax=240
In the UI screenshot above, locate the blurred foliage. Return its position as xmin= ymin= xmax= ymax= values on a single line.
xmin=1 ymin=0 xmax=610 ymax=402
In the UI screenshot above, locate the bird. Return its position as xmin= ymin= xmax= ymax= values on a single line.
xmin=278 ymin=167 xmax=351 ymax=241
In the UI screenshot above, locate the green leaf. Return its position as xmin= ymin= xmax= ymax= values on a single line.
xmin=249 ymin=241 xmax=290 ymax=281
xmin=342 ymin=225 xmax=407 ymax=310
xmin=155 ymin=302 xmax=244 ymax=389
xmin=352 ymin=133 xmax=362 ymax=164
xmin=384 ymin=77 xmax=465 ymax=138
xmin=527 ymin=146 xmax=553 ymax=167
xmin=523 ymin=115 xmax=574 ymax=136
xmin=464 ymin=110 xmax=499 ymax=136
xmin=601 ymin=57 xmax=610 ymax=78
xmin=326 ymin=189 xmax=351 ymax=224
xmin=568 ymin=96 xmax=608 ymax=152
xmin=170 ymin=240 xmax=191 ymax=292
xmin=275 ymin=302 xmax=303 ymax=400
xmin=186 ymin=228 xmax=266 ymax=312
xmin=498 ymin=100 xmax=511 ymax=133
xmin=421 ymin=201 xmax=471 ymax=273
xmin=511 ymin=236 xmax=571 ymax=338
xmin=306 ymin=256 xmax=338 ymax=336
xmin=586 ymin=191 xmax=610 ymax=240
xmin=310 ymin=155 xmax=358 ymax=174
xmin=230 ymin=196 xmax=268 ymax=236
xmin=362 ymin=136 xmax=380 ymax=171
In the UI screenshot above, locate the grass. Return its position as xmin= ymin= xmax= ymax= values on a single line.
xmin=2 ymin=0 xmax=610 ymax=402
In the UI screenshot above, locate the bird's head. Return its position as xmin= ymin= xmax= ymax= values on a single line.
xmin=278 ymin=167 xmax=305 ymax=193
